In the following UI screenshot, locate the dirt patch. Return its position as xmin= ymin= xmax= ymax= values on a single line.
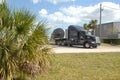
xmin=51 ymin=45 xmax=120 ymax=53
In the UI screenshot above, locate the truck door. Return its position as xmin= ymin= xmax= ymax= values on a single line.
xmin=79 ymin=32 xmax=85 ymax=44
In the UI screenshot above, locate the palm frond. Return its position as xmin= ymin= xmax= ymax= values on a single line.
xmin=0 ymin=2 xmax=52 ymax=80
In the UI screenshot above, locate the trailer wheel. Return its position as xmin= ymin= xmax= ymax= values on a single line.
xmin=59 ymin=41 xmax=62 ymax=46
xmin=55 ymin=41 xmax=57 ymax=45
xmin=56 ymin=41 xmax=59 ymax=45
xmin=57 ymin=41 xmax=60 ymax=46
xmin=61 ymin=42 xmax=65 ymax=46
xmin=84 ymin=42 xmax=90 ymax=48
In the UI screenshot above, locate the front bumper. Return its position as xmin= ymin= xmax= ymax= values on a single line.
xmin=90 ymin=42 xmax=97 ymax=48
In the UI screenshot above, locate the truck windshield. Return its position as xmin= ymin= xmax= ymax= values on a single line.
xmin=81 ymin=31 xmax=91 ymax=35
xmin=86 ymin=31 xmax=92 ymax=35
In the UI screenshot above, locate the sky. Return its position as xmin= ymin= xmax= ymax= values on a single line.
xmin=1 ymin=0 xmax=120 ymax=35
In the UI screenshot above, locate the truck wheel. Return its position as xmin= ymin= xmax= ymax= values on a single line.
xmin=84 ymin=42 xmax=90 ymax=48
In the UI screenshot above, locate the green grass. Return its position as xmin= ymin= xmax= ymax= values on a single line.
xmin=101 ymin=43 xmax=112 ymax=46
xmin=37 ymin=53 xmax=120 ymax=80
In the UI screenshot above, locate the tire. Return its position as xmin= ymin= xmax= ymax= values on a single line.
xmin=84 ymin=42 xmax=91 ymax=48
xmin=60 ymin=41 xmax=62 ymax=46
xmin=57 ymin=41 xmax=61 ymax=46
xmin=55 ymin=41 xmax=58 ymax=45
xmin=61 ymin=42 xmax=65 ymax=46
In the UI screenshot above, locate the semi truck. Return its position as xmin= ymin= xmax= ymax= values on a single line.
xmin=51 ymin=25 xmax=100 ymax=48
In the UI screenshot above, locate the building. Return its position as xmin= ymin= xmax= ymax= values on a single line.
xmin=95 ymin=22 xmax=120 ymax=39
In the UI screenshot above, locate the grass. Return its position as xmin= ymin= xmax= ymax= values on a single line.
xmin=101 ymin=43 xmax=112 ymax=46
xmin=37 ymin=53 xmax=120 ymax=80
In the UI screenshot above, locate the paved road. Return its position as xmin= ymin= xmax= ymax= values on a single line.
xmin=51 ymin=45 xmax=120 ymax=53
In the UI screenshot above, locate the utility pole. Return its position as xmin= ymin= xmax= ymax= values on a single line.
xmin=99 ymin=4 xmax=102 ymax=38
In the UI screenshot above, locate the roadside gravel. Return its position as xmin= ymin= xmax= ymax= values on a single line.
xmin=51 ymin=45 xmax=120 ymax=53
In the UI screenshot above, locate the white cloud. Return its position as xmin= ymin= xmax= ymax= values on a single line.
xmin=31 ymin=0 xmax=75 ymax=4
xmin=47 ymin=0 xmax=70 ymax=4
xmin=39 ymin=10 xmax=80 ymax=24
xmin=101 ymin=2 xmax=120 ymax=22
xmin=39 ymin=9 xmax=48 ymax=17
xmin=32 ymin=0 xmax=40 ymax=4
xmin=39 ymin=2 xmax=120 ymax=25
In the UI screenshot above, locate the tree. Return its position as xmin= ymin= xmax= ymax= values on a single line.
xmin=83 ymin=23 xmax=89 ymax=31
xmin=83 ymin=19 xmax=98 ymax=35
xmin=0 ymin=2 xmax=51 ymax=80
xmin=89 ymin=19 xmax=98 ymax=35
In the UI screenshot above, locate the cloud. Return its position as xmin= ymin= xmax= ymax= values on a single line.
xmin=31 ymin=0 xmax=75 ymax=4
xmin=39 ymin=2 xmax=120 ymax=26
xmin=47 ymin=0 xmax=70 ymax=4
xmin=32 ymin=0 xmax=40 ymax=4
xmin=101 ymin=2 xmax=120 ymax=22
xmin=39 ymin=9 xmax=48 ymax=17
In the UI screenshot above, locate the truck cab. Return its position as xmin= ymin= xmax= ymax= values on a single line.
xmin=68 ymin=25 xmax=99 ymax=48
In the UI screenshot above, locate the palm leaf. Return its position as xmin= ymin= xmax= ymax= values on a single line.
xmin=0 ymin=2 xmax=52 ymax=80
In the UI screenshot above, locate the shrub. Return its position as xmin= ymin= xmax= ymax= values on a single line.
xmin=103 ymin=38 xmax=120 ymax=44
xmin=0 ymin=2 xmax=52 ymax=80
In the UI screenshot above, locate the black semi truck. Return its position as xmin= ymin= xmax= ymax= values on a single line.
xmin=51 ymin=25 xmax=100 ymax=48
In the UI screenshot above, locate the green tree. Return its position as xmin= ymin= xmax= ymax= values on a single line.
xmin=0 ymin=2 xmax=51 ymax=80
xmin=89 ymin=19 xmax=98 ymax=35
xmin=83 ymin=23 xmax=89 ymax=31
xmin=83 ymin=19 xmax=98 ymax=35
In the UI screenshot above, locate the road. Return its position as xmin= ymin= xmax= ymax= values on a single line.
xmin=51 ymin=45 xmax=120 ymax=53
